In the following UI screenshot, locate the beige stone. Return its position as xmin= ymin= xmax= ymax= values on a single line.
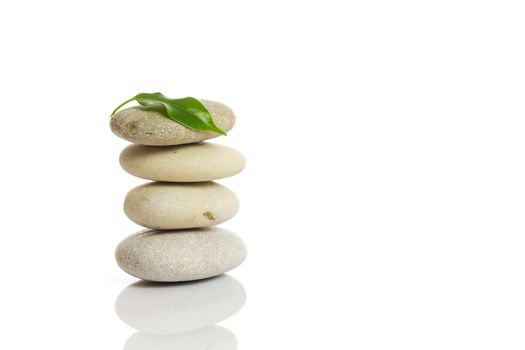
xmin=124 ymin=182 xmax=239 ymax=229
xmin=115 ymin=228 xmax=247 ymax=282
xmin=110 ymin=100 xmax=235 ymax=146
xmin=120 ymin=142 xmax=245 ymax=182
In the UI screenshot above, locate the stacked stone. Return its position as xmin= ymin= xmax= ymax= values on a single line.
xmin=111 ymin=100 xmax=247 ymax=282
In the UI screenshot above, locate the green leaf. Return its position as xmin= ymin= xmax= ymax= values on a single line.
xmin=111 ymin=92 xmax=226 ymax=135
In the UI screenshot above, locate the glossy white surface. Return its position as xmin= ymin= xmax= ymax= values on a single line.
xmin=124 ymin=327 xmax=237 ymax=350
xmin=115 ymin=275 xmax=246 ymax=333
xmin=1 ymin=1 xmax=525 ymax=349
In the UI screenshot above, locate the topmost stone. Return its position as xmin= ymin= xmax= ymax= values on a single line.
xmin=110 ymin=99 xmax=235 ymax=146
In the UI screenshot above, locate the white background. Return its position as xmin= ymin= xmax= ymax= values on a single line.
xmin=0 ymin=1 xmax=524 ymax=349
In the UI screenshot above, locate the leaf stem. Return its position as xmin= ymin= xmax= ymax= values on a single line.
xmin=111 ymin=96 xmax=136 ymax=116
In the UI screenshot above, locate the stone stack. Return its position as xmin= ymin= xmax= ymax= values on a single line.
xmin=111 ymin=100 xmax=246 ymax=282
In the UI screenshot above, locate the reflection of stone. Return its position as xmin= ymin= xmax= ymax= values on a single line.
xmin=115 ymin=275 xmax=246 ymax=335
xmin=124 ymin=326 xmax=237 ymax=350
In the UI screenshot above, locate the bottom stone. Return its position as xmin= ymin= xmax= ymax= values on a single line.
xmin=116 ymin=228 xmax=247 ymax=282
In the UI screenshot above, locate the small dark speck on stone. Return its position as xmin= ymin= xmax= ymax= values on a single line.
xmin=203 ymin=212 xmax=215 ymax=220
